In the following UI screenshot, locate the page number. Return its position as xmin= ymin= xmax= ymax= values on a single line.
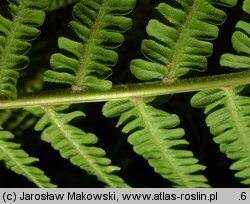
xmin=240 ymin=192 xmax=246 ymax=200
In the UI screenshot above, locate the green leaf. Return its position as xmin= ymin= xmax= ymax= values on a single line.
xmin=130 ymin=0 xmax=228 ymax=81
xmin=0 ymin=130 xmax=56 ymax=187
xmin=0 ymin=0 xmax=49 ymax=99
xmin=191 ymin=89 xmax=250 ymax=185
xmin=192 ymin=1 xmax=250 ymax=185
xmin=103 ymin=99 xmax=209 ymax=187
xmin=220 ymin=20 xmax=250 ymax=69
xmin=243 ymin=0 xmax=250 ymax=13
xmin=28 ymin=106 xmax=129 ymax=188
xmin=44 ymin=0 xmax=135 ymax=91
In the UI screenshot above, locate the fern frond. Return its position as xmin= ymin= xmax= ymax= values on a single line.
xmin=0 ymin=129 xmax=56 ymax=187
xmin=191 ymin=88 xmax=250 ymax=185
xmin=27 ymin=106 xmax=129 ymax=187
xmin=103 ymin=99 xmax=209 ymax=187
xmin=44 ymin=0 xmax=135 ymax=91
xmin=0 ymin=0 xmax=49 ymax=99
xmin=32 ymin=0 xmax=135 ymax=187
xmin=101 ymin=0 xmax=224 ymax=187
xmin=191 ymin=1 xmax=250 ymax=185
xmin=130 ymin=0 xmax=235 ymax=81
xmin=220 ymin=21 xmax=250 ymax=69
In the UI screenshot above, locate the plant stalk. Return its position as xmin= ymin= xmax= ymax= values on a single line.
xmin=1 ymin=70 xmax=250 ymax=109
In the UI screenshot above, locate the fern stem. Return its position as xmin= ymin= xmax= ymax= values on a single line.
xmin=0 ymin=70 xmax=250 ymax=109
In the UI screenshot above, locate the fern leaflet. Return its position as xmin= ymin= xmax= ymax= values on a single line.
xmin=44 ymin=0 xmax=135 ymax=91
xmin=191 ymin=0 xmax=250 ymax=185
xmin=191 ymin=89 xmax=250 ymax=185
xmin=243 ymin=0 xmax=250 ymax=13
xmin=130 ymin=0 xmax=234 ymax=81
xmin=103 ymin=99 xmax=209 ymax=187
xmin=0 ymin=0 xmax=49 ymax=99
xmin=0 ymin=128 xmax=56 ymax=187
xmin=27 ymin=106 xmax=129 ymax=187
xmin=220 ymin=20 xmax=250 ymax=69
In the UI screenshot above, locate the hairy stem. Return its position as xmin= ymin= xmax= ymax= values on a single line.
xmin=0 ymin=70 xmax=250 ymax=109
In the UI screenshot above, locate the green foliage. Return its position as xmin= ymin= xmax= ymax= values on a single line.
xmin=191 ymin=1 xmax=250 ymax=185
xmin=0 ymin=0 xmax=49 ymax=99
xmin=27 ymin=106 xmax=129 ymax=187
xmin=243 ymin=0 xmax=250 ymax=13
xmin=103 ymin=0 xmax=232 ymax=187
xmin=0 ymin=0 xmax=249 ymax=188
xmin=220 ymin=20 xmax=250 ymax=69
xmin=0 ymin=128 xmax=55 ymax=187
xmin=130 ymin=0 xmax=230 ymax=81
xmin=26 ymin=0 xmax=135 ymax=187
xmin=103 ymin=99 xmax=209 ymax=187
xmin=44 ymin=0 xmax=136 ymax=91
xmin=191 ymin=88 xmax=250 ymax=185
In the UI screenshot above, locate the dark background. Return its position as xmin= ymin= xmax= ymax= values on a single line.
xmin=0 ymin=0 xmax=247 ymax=187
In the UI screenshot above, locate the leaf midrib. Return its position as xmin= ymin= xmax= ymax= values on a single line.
xmin=75 ymin=0 xmax=107 ymax=88
xmin=167 ymin=0 xmax=199 ymax=78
